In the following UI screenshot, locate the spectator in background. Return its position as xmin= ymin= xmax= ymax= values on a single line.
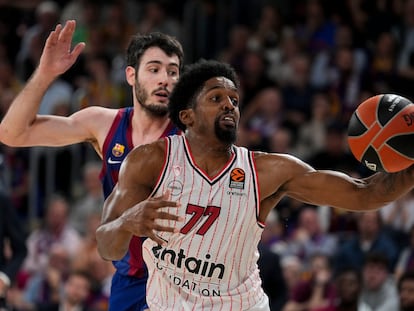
xmin=310 ymin=23 xmax=368 ymax=93
xmin=248 ymin=3 xmax=283 ymax=53
xmin=282 ymin=253 xmax=337 ymax=311
xmin=398 ymin=271 xmax=414 ymax=311
xmin=0 ymin=143 xmax=30 ymax=222
xmin=333 ymin=267 xmax=372 ymax=311
xmin=267 ymin=27 xmax=304 ymax=88
xmin=281 ymin=255 xmax=304 ymax=300
xmin=334 ymin=211 xmax=399 ymax=273
xmin=0 ymin=191 xmax=27 ymax=307
xmin=20 ymin=245 xmax=71 ymax=308
xmin=75 ymin=53 xmax=125 ymax=110
xmin=239 ymin=49 xmax=275 ymax=110
xmin=328 ymin=46 xmax=367 ymax=122
xmin=307 ymin=121 xmax=360 ymax=172
xmin=15 ymin=1 xmax=61 ymax=81
xmin=394 ymin=0 xmax=414 ymax=93
xmin=381 ymin=189 xmax=414 ymax=235
xmin=218 ymin=24 xmax=251 ymax=75
xmin=381 ymin=189 xmax=414 ymax=256
xmin=12 ymin=269 xmax=93 ymax=311
xmin=71 ymin=212 xmax=114 ymax=308
xmin=366 ymin=31 xmax=398 ymax=95
xmin=360 ymin=252 xmax=399 ymax=311
xmin=0 ymin=59 xmax=23 ymax=98
xmin=38 ymin=78 xmax=73 ymax=116
xmin=395 ymin=225 xmax=414 ymax=281
xmin=294 ymin=0 xmax=336 ymax=55
xmin=100 ymin=2 xmax=138 ymax=60
xmin=294 ymin=91 xmax=334 ymax=161
xmin=287 ymin=206 xmax=338 ymax=266
xmin=137 ymin=0 xmax=181 ymax=40
xmin=21 ymin=194 xmax=81 ymax=278
xmin=240 ymin=87 xmax=285 ymax=151
xmin=70 ymin=161 xmax=103 ymax=236
xmin=280 ymin=52 xmax=315 ymax=130
xmin=258 ymin=241 xmax=288 ymax=311
xmin=36 ymin=270 xmax=92 ymax=311
xmin=268 ymin=126 xmax=295 ymax=154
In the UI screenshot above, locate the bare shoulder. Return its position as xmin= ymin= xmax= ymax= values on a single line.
xmin=119 ymin=139 xmax=167 ymax=187
xmin=124 ymin=139 xmax=166 ymax=164
xmin=71 ymin=106 xmax=118 ymax=142
xmin=253 ymin=151 xmax=314 ymax=176
xmin=71 ymin=106 xmax=118 ymax=123
xmin=252 ymin=151 xmax=316 ymax=199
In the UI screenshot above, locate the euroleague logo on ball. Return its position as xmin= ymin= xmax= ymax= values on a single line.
xmin=402 ymin=112 xmax=414 ymax=126
xmin=348 ymin=94 xmax=414 ymax=173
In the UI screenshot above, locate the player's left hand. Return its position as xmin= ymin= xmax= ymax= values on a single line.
xmin=120 ymin=191 xmax=183 ymax=245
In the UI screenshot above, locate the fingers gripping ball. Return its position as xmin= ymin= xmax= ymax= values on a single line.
xmin=347 ymin=94 xmax=414 ymax=173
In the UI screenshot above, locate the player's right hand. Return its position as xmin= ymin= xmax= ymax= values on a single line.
xmin=38 ymin=20 xmax=85 ymax=77
xmin=120 ymin=192 xmax=183 ymax=246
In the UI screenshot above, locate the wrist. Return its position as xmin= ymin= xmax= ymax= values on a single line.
xmin=31 ymin=67 xmax=57 ymax=88
xmin=0 ymin=272 xmax=10 ymax=289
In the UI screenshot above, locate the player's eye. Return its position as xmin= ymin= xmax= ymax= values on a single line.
xmin=230 ymin=97 xmax=239 ymax=106
xmin=168 ymin=70 xmax=178 ymax=76
xmin=211 ymin=95 xmax=221 ymax=102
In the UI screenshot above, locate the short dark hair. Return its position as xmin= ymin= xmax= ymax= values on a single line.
xmin=168 ymin=59 xmax=240 ymax=131
xmin=126 ymin=32 xmax=184 ymax=70
xmin=364 ymin=251 xmax=389 ymax=270
xmin=398 ymin=271 xmax=414 ymax=290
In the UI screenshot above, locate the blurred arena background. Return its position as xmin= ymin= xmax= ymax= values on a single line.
xmin=2 ymin=0 xmax=414 ymax=310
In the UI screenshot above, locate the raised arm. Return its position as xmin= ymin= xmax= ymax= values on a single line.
xmin=96 ymin=141 xmax=182 ymax=261
xmin=0 ymin=20 xmax=86 ymax=147
xmin=256 ymin=152 xmax=414 ymax=221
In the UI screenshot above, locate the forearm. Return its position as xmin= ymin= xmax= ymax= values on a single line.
xmin=299 ymin=166 xmax=414 ymax=212
xmin=0 ymin=68 xmax=55 ymax=145
xmin=307 ymin=285 xmax=327 ymax=310
xmin=96 ymin=216 xmax=134 ymax=261
xmin=364 ymin=166 xmax=414 ymax=208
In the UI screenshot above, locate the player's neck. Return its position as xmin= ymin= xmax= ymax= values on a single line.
xmin=186 ymin=133 xmax=233 ymax=159
xmin=131 ymin=111 xmax=170 ymax=146
xmin=186 ymin=135 xmax=234 ymax=177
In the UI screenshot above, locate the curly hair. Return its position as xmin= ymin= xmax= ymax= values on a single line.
xmin=168 ymin=59 xmax=240 ymax=131
xmin=126 ymin=32 xmax=184 ymax=71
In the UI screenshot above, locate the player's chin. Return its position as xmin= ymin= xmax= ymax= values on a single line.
xmin=216 ymin=127 xmax=237 ymax=143
xmin=148 ymin=105 xmax=169 ymax=117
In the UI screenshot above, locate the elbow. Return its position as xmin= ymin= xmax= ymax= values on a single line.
xmin=0 ymin=127 xmax=12 ymax=146
xmin=96 ymin=245 xmax=120 ymax=262
xmin=95 ymin=226 xmax=125 ymax=261
xmin=0 ymin=126 xmax=24 ymax=147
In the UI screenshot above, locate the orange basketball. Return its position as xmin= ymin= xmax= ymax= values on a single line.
xmin=347 ymin=94 xmax=414 ymax=173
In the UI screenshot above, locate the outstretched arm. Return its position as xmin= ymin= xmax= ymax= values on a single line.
xmin=256 ymin=152 xmax=414 ymax=221
xmin=96 ymin=141 xmax=183 ymax=261
xmin=0 ymin=20 xmax=86 ymax=147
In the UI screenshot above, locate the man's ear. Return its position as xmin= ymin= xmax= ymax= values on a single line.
xmin=179 ymin=109 xmax=194 ymax=128
xmin=125 ymin=66 xmax=136 ymax=86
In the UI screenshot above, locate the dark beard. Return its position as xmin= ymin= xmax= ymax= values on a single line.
xmin=214 ymin=117 xmax=236 ymax=143
xmin=135 ymin=82 xmax=168 ymax=116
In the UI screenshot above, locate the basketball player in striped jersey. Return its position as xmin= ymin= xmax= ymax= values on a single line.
xmin=0 ymin=20 xmax=183 ymax=310
xmin=97 ymin=59 xmax=414 ymax=310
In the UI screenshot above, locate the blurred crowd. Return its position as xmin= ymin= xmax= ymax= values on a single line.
xmin=1 ymin=0 xmax=414 ymax=310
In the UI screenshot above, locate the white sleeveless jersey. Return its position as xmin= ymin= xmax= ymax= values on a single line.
xmin=142 ymin=135 xmax=268 ymax=311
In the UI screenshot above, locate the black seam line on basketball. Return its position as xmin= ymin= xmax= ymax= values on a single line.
xmin=378 ymin=94 xmax=412 ymax=126
xmin=378 ymin=104 xmax=412 ymax=127
xmin=348 ymin=113 xmax=367 ymax=137
xmin=386 ymin=133 xmax=414 ymax=159
xmin=361 ymin=104 xmax=414 ymax=154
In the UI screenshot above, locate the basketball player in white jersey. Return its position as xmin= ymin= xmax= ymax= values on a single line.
xmin=96 ymin=60 xmax=414 ymax=310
